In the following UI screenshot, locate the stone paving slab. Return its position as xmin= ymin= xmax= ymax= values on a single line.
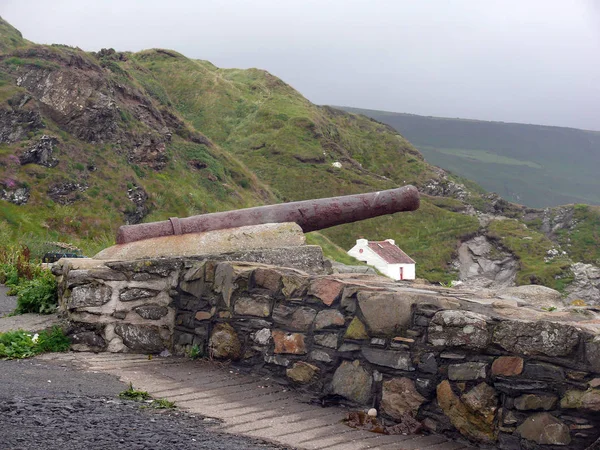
xmin=38 ymin=352 xmax=473 ymax=450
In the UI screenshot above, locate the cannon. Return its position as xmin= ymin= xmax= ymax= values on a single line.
xmin=116 ymin=185 xmax=420 ymax=244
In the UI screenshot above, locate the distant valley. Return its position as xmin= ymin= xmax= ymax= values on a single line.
xmin=341 ymin=107 xmax=600 ymax=208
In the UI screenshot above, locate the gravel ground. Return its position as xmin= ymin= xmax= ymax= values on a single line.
xmin=0 ymin=285 xmax=17 ymax=317
xmin=0 ymin=358 xmax=289 ymax=450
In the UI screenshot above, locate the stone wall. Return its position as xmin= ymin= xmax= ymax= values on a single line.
xmin=55 ymin=251 xmax=600 ymax=449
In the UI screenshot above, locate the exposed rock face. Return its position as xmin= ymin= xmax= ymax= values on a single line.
xmin=0 ymin=186 xmax=30 ymax=205
xmin=566 ymin=262 xmax=600 ymax=305
xmin=124 ymin=185 xmax=149 ymax=225
xmin=19 ymin=135 xmax=59 ymax=167
xmin=454 ymin=235 xmax=517 ymax=289
xmin=421 ymin=168 xmax=469 ymax=200
xmin=47 ymin=181 xmax=88 ymax=205
xmin=0 ymin=104 xmax=44 ymax=143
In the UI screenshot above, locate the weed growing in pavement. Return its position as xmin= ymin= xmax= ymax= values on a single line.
xmin=0 ymin=326 xmax=70 ymax=359
xmin=119 ymin=383 xmax=176 ymax=409
xmin=188 ymin=344 xmax=205 ymax=360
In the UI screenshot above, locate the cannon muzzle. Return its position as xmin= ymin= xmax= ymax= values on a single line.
xmin=116 ymin=185 xmax=420 ymax=244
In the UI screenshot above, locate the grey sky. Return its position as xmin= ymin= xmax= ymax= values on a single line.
xmin=2 ymin=0 xmax=599 ymax=130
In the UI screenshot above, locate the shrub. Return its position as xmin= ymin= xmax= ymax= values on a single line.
xmin=14 ymin=269 xmax=58 ymax=314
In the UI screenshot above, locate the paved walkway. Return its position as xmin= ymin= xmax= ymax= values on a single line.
xmin=39 ymin=352 xmax=472 ymax=450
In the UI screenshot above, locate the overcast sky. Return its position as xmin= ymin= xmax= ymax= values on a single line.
xmin=2 ymin=0 xmax=599 ymax=130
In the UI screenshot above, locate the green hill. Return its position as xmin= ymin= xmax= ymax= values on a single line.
xmin=0 ymin=17 xmax=598 ymax=292
xmin=341 ymin=107 xmax=600 ymax=208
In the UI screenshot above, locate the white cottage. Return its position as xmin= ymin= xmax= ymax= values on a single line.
xmin=347 ymin=238 xmax=415 ymax=281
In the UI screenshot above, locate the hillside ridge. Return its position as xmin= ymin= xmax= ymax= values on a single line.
xmin=0 ymin=19 xmax=599 ymax=303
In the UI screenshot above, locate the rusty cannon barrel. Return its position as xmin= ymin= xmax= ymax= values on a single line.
xmin=116 ymin=185 xmax=420 ymax=244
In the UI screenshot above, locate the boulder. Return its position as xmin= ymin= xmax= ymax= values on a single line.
xmin=496 ymin=285 xmax=563 ymax=309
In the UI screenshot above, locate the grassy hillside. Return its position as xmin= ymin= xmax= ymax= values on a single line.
xmin=0 ymin=18 xmax=598 ymax=291
xmin=341 ymin=107 xmax=600 ymax=208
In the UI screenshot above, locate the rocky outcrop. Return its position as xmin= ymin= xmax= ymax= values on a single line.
xmin=0 ymin=186 xmax=29 ymax=205
xmin=19 ymin=135 xmax=59 ymax=167
xmin=0 ymin=104 xmax=43 ymax=143
xmin=454 ymin=235 xmax=517 ymax=289
xmin=421 ymin=168 xmax=469 ymax=200
xmin=566 ymin=263 xmax=600 ymax=305
xmin=124 ymin=184 xmax=149 ymax=225
xmin=47 ymin=181 xmax=88 ymax=205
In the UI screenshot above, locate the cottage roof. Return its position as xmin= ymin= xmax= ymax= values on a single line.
xmin=367 ymin=241 xmax=415 ymax=264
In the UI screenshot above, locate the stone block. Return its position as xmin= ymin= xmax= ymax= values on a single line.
xmin=70 ymin=331 xmax=106 ymax=352
xmin=358 ymin=290 xmax=457 ymax=337
xmin=69 ymin=284 xmax=112 ymax=309
xmin=361 ymin=347 xmax=414 ymax=370
xmin=272 ymin=330 xmax=306 ymax=354
xmin=134 ymin=304 xmax=169 ymax=320
xmin=314 ymin=309 xmax=345 ymax=330
xmin=252 ymin=328 xmax=271 ymax=345
xmin=418 ymin=353 xmax=438 ymax=374
xmin=280 ymin=273 xmax=310 ymax=298
xmin=195 ymin=310 xmax=213 ymax=321
xmin=514 ymin=394 xmax=557 ymax=411
xmin=381 ymin=377 xmax=425 ymax=420
xmin=95 ymin=222 xmax=306 ymax=260
xmin=492 ymin=320 xmax=579 ymax=357
xmin=114 ymin=323 xmax=166 ymax=353
xmin=286 ymin=362 xmax=319 ymax=383
xmin=428 ymin=310 xmax=490 ymax=349
xmin=516 ymin=413 xmax=570 ymax=445
xmin=522 ymin=362 xmax=564 ymax=381
xmin=313 ymin=333 xmax=338 ymax=349
xmin=120 ymin=287 xmax=160 ymax=302
xmin=213 ymin=262 xmax=253 ymax=307
xmin=67 ymin=268 xmax=126 ymax=287
xmin=310 ymin=349 xmax=333 ymax=363
xmin=344 ymin=317 xmax=369 ymax=340
xmin=585 ymin=336 xmax=600 ymax=373
xmin=448 ymin=362 xmax=488 ymax=381
xmin=252 ymin=268 xmax=282 ymax=293
xmin=272 ymin=304 xmax=316 ymax=331
xmin=234 ymin=295 xmax=272 ymax=317
xmin=208 ymin=323 xmax=242 ymax=360
xmin=309 ymin=277 xmax=345 ymax=306
xmin=491 ymin=356 xmax=523 ymax=376
xmin=331 ymin=360 xmax=372 ymax=404
xmin=436 ymin=380 xmax=497 ymax=443
xmin=561 ymin=388 xmax=600 ymax=411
